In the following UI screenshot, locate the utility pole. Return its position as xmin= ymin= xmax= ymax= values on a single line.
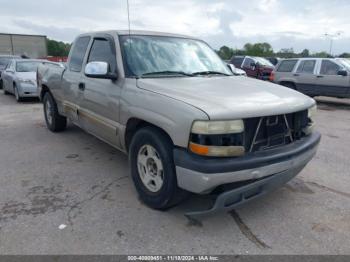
xmin=324 ymin=32 xmax=342 ymax=56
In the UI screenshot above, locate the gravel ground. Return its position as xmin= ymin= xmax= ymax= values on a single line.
xmin=0 ymin=93 xmax=349 ymax=255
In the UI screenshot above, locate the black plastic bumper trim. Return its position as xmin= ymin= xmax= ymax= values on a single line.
xmin=185 ymin=164 xmax=304 ymax=219
xmin=174 ymin=132 xmax=321 ymax=174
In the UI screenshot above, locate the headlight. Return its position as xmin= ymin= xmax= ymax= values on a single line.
xmin=304 ymin=105 xmax=317 ymax=135
xmin=308 ymin=104 xmax=317 ymax=120
xmin=189 ymin=120 xmax=245 ymax=157
xmin=191 ymin=120 xmax=244 ymax=135
xmin=18 ymin=78 xmax=35 ymax=84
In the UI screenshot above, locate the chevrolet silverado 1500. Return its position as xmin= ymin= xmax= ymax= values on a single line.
xmin=37 ymin=31 xmax=321 ymax=217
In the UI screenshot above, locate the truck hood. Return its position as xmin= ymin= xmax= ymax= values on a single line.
xmin=137 ymin=76 xmax=315 ymax=119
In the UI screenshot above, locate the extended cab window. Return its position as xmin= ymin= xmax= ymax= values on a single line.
xmin=69 ymin=36 xmax=90 ymax=72
xmin=277 ymin=60 xmax=298 ymax=72
xmin=88 ymin=38 xmax=116 ymax=73
xmin=296 ymin=60 xmax=316 ymax=74
xmin=320 ymin=60 xmax=340 ymax=75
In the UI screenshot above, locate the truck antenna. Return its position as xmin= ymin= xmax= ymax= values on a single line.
xmin=127 ymin=0 xmax=131 ymax=36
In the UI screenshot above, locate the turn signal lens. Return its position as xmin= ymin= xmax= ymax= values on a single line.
xmin=189 ymin=142 xmax=209 ymax=156
xmin=189 ymin=142 xmax=245 ymax=157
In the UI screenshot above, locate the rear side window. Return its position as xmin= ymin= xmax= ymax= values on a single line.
xmin=277 ymin=60 xmax=298 ymax=72
xmin=320 ymin=60 xmax=340 ymax=75
xmin=69 ymin=36 xmax=91 ymax=72
xmin=88 ymin=38 xmax=116 ymax=73
xmin=296 ymin=60 xmax=316 ymax=74
xmin=230 ymin=57 xmax=244 ymax=67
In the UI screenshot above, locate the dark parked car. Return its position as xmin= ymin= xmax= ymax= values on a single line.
xmin=230 ymin=55 xmax=275 ymax=80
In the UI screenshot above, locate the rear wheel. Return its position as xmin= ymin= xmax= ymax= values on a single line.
xmin=129 ymin=126 xmax=189 ymax=210
xmin=43 ymin=92 xmax=67 ymax=132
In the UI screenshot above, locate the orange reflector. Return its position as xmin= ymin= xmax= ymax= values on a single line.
xmin=189 ymin=142 xmax=209 ymax=156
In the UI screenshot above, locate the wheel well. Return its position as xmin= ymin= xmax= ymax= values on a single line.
xmin=125 ymin=118 xmax=174 ymax=151
xmin=40 ymin=84 xmax=50 ymax=101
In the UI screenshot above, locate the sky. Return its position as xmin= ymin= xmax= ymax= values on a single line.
xmin=0 ymin=0 xmax=349 ymax=55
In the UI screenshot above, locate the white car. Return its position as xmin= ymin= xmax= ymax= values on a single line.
xmin=228 ymin=63 xmax=247 ymax=76
xmin=2 ymin=59 xmax=46 ymax=101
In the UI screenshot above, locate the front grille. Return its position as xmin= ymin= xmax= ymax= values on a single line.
xmin=244 ymin=110 xmax=308 ymax=152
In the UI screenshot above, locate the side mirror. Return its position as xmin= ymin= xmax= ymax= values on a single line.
xmin=337 ymin=69 xmax=348 ymax=76
xmin=85 ymin=61 xmax=117 ymax=80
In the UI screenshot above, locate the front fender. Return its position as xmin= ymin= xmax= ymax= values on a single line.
xmin=120 ymin=80 xmax=209 ymax=149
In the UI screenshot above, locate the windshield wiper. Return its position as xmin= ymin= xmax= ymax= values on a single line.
xmin=191 ymin=71 xmax=231 ymax=76
xmin=138 ymin=70 xmax=193 ymax=78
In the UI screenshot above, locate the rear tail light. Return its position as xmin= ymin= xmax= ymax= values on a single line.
xmin=269 ymin=71 xmax=275 ymax=82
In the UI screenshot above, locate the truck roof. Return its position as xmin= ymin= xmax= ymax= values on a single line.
xmin=77 ymin=30 xmax=199 ymax=40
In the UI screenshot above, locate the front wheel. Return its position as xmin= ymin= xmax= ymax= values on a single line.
xmin=14 ymin=85 xmax=22 ymax=102
xmin=129 ymin=127 xmax=189 ymax=210
xmin=3 ymin=87 xmax=9 ymax=95
xmin=43 ymin=92 xmax=67 ymax=132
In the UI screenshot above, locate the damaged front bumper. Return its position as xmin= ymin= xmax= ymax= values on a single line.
xmin=174 ymin=132 xmax=321 ymax=219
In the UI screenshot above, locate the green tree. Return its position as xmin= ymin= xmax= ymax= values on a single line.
xmin=243 ymin=42 xmax=273 ymax=57
xmin=276 ymin=48 xmax=298 ymax=58
xmin=47 ymin=39 xmax=71 ymax=57
xmin=339 ymin=53 xmax=350 ymax=58
xmin=300 ymin=49 xmax=310 ymax=57
xmin=217 ymin=45 xmax=234 ymax=60
xmin=311 ymin=51 xmax=331 ymax=58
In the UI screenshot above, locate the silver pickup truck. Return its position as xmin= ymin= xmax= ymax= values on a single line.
xmin=37 ymin=30 xmax=321 ymax=218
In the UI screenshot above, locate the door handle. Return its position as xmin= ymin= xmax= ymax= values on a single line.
xmin=78 ymin=82 xmax=85 ymax=91
xmin=316 ymin=75 xmax=324 ymax=78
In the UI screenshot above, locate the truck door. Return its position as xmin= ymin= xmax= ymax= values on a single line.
xmin=61 ymin=36 xmax=91 ymax=124
xmin=315 ymin=59 xmax=350 ymax=97
xmin=294 ymin=59 xmax=317 ymax=95
xmin=242 ymin=57 xmax=258 ymax=78
xmin=79 ymin=35 xmax=123 ymax=148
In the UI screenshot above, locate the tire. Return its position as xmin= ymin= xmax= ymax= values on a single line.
xmin=129 ymin=126 xmax=189 ymax=210
xmin=280 ymin=82 xmax=296 ymax=90
xmin=14 ymin=85 xmax=22 ymax=102
xmin=0 ymin=80 xmax=3 ymax=89
xmin=43 ymin=92 xmax=67 ymax=132
xmin=3 ymin=87 xmax=9 ymax=95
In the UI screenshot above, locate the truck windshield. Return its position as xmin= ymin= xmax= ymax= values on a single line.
xmin=337 ymin=58 xmax=350 ymax=70
xmin=16 ymin=61 xmax=42 ymax=72
xmin=119 ymin=35 xmax=232 ymax=78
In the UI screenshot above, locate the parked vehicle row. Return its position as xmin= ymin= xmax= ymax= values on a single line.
xmin=37 ymin=30 xmax=320 ymax=218
xmin=0 ymin=55 xmax=20 ymax=89
xmin=270 ymin=58 xmax=350 ymax=98
xmin=1 ymin=57 xmax=62 ymax=102
xmin=230 ymin=55 xmax=275 ymax=80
